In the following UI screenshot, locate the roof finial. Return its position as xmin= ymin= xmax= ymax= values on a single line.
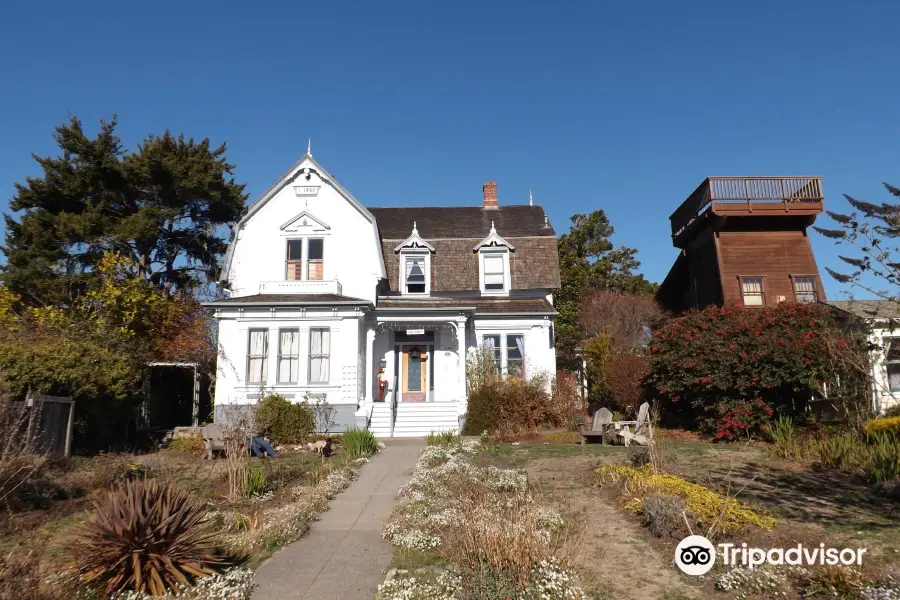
xmin=529 ymin=188 xmax=533 ymax=206
xmin=412 ymin=221 xmax=418 ymax=234
xmin=490 ymin=220 xmax=496 ymax=233
xmin=307 ymin=138 xmax=312 ymax=157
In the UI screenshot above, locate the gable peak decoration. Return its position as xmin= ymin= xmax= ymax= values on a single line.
xmin=280 ymin=210 xmax=331 ymax=232
xmin=473 ymin=221 xmax=515 ymax=251
xmin=394 ymin=221 xmax=436 ymax=252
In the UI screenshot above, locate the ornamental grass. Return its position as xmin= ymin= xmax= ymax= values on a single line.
xmin=596 ymin=464 xmax=776 ymax=533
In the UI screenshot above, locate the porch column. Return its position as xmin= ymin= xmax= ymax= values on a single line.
xmin=454 ymin=317 xmax=467 ymax=403
xmin=363 ymin=326 xmax=377 ymax=403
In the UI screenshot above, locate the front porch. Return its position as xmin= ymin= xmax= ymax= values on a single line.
xmin=358 ymin=311 xmax=469 ymax=437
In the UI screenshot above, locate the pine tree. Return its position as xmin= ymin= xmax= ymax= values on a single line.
xmin=2 ymin=117 xmax=247 ymax=305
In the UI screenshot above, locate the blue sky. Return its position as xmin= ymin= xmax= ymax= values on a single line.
xmin=1 ymin=0 xmax=898 ymax=298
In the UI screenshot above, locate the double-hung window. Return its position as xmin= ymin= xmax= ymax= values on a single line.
xmin=247 ymin=329 xmax=269 ymax=385
xmin=481 ymin=334 xmax=525 ymax=377
xmin=479 ymin=250 xmax=509 ymax=294
xmin=286 ymin=241 xmax=303 ymax=281
xmin=286 ymin=238 xmax=325 ymax=281
xmin=309 ymin=328 xmax=331 ymax=384
xmin=886 ymin=338 xmax=900 ymax=393
xmin=482 ymin=335 xmax=502 ymax=373
xmin=307 ymin=238 xmax=324 ymax=280
xmin=740 ymin=277 xmax=765 ymax=306
xmin=507 ymin=334 xmax=525 ymax=377
xmin=403 ymin=255 xmax=428 ymax=294
xmin=277 ymin=328 xmax=300 ymax=384
xmin=793 ymin=276 xmax=817 ymax=303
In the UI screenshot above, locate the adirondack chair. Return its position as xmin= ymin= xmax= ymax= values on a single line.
xmin=201 ymin=424 xmax=226 ymax=459
xmin=614 ymin=402 xmax=654 ymax=447
xmin=580 ymin=407 xmax=613 ymax=445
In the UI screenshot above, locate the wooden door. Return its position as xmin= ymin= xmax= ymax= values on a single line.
xmin=401 ymin=345 xmax=427 ymax=402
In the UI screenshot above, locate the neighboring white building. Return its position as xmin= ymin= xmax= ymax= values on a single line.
xmin=206 ymin=151 xmax=560 ymax=437
xmin=828 ymin=300 xmax=900 ymax=415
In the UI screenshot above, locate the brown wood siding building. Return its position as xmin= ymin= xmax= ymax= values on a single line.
xmin=656 ymin=177 xmax=826 ymax=314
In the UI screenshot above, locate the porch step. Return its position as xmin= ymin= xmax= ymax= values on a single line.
xmin=392 ymin=402 xmax=459 ymax=438
xmin=368 ymin=404 xmax=392 ymax=437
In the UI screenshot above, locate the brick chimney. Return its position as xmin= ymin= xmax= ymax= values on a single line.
xmin=483 ymin=181 xmax=498 ymax=209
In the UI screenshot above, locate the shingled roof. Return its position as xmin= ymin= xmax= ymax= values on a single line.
xmin=368 ymin=206 xmax=555 ymax=238
xmin=372 ymin=205 xmax=560 ymax=292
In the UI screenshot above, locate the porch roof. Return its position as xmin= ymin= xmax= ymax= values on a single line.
xmin=376 ymin=296 xmax=556 ymax=316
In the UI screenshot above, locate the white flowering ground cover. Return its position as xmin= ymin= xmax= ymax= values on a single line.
xmin=377 ymin=441 xmax=588 ymax=600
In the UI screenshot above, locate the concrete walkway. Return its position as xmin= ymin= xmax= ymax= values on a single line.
xmin=253 ymin=439 xmax=423 ymax=600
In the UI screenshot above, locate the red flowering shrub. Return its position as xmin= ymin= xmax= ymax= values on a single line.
xmin=644 ymin=303 xmax=865 ymax=440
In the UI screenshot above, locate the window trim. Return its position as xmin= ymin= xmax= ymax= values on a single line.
xmin=285 ymin=237 xmax=325 ymax=282
xmin=738 ymin=275 xmax=766 ymax=307
xmin=886 ymin=337 xmax=900 ymax=393
xmin=400 ymin=250 xmax=430 ymax=295
xmin=308 ymin=327 xmax=331 ymax=384
xmin=478 ymin=248 xmax=511 ymax=296
xmin=246 ymin=328 xmax=269 ymax=385
xmin=790 ymin=274 xmax=818 ymax=304
xmin=506 ymin=333 xmax=525 ymax=378
xmin=479 ymin=333 xmax=525 ymax=378
xmin=276 ymin=328 xmax=300 ymax=384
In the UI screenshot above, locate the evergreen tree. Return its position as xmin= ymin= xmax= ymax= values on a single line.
xmin=2 ymin=117 xmax=247 ymax=305
xmin=555 ymin=210 xmax=657 ymax=368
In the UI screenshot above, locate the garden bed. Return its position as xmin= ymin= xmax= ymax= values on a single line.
xmin=0 ymin=439 xmax=377 ymax=600
xmin=480 ymin=434 xmax=900 ymax=600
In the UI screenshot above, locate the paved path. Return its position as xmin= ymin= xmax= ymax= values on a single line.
xmin=253 ymin=439 xmax=423 ymax=600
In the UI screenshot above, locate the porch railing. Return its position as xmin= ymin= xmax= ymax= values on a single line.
xmin=390 ymin=376 xmax=399 ymax=437
xmin=670 ymin=176 xmax=824 ymax=240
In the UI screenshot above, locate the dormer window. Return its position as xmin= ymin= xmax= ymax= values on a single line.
xmin=474 ymin=221 xmax=514 ymax=296
xmin=403 ymin=254 xmax=429 ymax=294
xmin=394 ymin=222 xmax=435 ymax=296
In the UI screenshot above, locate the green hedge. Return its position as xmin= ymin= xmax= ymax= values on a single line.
xmin=253 ymin=394 xmax=314 ymax=444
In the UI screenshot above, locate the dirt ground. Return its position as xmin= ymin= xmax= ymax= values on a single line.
xmin=526 ymin=454 xmax=702 ymax=600
xmin=488 ymin=436 xmax=900 ymax=600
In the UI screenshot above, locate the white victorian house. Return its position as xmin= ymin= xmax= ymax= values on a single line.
xmin=207 ymin=150 xmax=560 ymax=437
xmin=828 ymin=300 xmax=900 ymax=415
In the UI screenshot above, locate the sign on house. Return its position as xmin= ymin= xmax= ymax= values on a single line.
xmin=406 ymin=328 xmax=425 ymax=335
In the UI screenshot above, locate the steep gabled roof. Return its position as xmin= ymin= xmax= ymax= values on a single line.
xmin=219 ymin=153 xmax=385 ymax=282
xmin=368 ymin=206 xmax=555 ymax=239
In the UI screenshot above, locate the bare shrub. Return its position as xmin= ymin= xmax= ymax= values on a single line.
xmin=642 ymin=493 xmax=692 ymax=539
xmin=306 ymin=394 xmax=337 ymax=434
xmin=580 ymin=290 xmax=662 ymax=353
xmin=603 ymin=353 xmax=651 ymax=414
xmin=0 ymin=551 xmax=80 ymax=600
xmin=436 ymin=470 xmax=568 ymax=588
xmin=0 ymin=388 xmax=47 ymax=510
xmin=463 ymin=374 xmax=561 ymax=436
xmin=549 ymin=371 xmax=584 ymax=431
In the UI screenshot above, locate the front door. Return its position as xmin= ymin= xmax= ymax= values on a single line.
xmin=401 ymin=345 xmax=428 ymax=402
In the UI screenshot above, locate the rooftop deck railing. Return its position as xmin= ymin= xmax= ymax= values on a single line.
xmin=670 ymin=176 xmax=823 ymax=240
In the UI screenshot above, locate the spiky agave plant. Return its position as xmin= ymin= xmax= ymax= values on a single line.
xmin=77 ymin=479 xmax=226 ymax=596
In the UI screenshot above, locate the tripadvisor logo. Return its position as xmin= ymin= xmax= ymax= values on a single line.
xmin=675 ymin=535 xmax=716 ymax=576
xmin=675 ymin=536 xmax=868 ymax=575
